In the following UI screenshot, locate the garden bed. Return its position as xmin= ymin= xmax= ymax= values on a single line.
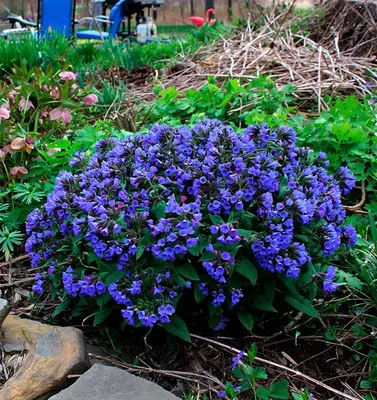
xmin=1 ymin=5 xmax=377 ymax=400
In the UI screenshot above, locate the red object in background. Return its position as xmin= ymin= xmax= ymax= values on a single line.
xmin=190 ymin=8 xmax=216 ymax=27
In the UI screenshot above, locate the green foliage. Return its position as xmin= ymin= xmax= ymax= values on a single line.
xmin=0 ymin=59 xmax=111 ymax=259
xmin=223 ymin=343 xmax=308 ymax=400
xmin=145 ymin=76 xmax=295 ymax=126
xmin=0 ymin=227 xmax=23 ymax=261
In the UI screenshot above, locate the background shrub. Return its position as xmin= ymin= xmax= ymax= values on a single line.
xmin=26 ymin=120 xmax=356 ymax=339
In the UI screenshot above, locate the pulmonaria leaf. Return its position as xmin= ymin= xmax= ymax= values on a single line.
xmin=235 ymin=257 xmax=258 ymax=285
xmin=161 ymin=315 xmax=191 ymax=342
xmin=151 ymin=200 xmax=166 ymax=219
xmin=284 ymin=293 xmax=319 ymax=318
xmin=237 ymin=311 xmax=254 ymax=330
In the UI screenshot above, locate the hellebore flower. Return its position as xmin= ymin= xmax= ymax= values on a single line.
xmin=50 ymin=107 xmax=72 ymax=124
xmin=84 ymin=94 xmax=99 ymax=106
xmin=59 ymin=71 xmax=76 ymax=81
xmin=0 ymin=107 xmax=10 ymax=120
xmin=18 ymin=97 xmax=34 ymax=112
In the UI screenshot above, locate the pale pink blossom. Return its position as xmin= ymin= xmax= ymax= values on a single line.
xmin=8 ymin=87 xmax=20 ymax=102
xmin=40 ymin=108 xmax=49 ymax=118
xmin=51 ymin=86 xmax=60 ymax=100
xmin=10 ymin=166 xmax=28 ymax=179
xmin=18 ymin=97 xmax=35 ymax=112
xmin=84 ymin=94 xmax=99 ymax=106
xmin=59 ymin=71 xmax=76 ymax=81
xmin=0 ymin=107 xmax=10 ymax=120
xmin=49 ymin=107 xmax=72 ymax=124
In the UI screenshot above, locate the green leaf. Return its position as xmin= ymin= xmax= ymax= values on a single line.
xmin=360 ymin=380 xmax=373 ymax=390
xmin=177 ymin=263 xmax=200 ymax=281
xmin=264 ymin=279 xmax=276 ymax=303
xmin=278 ymin=175 xmax=289 ymax=199
xmin=237 ymin=229 xmax=254 ymax=237
xmin=187 ymin=245 xmax=203 ymax=257
xmin=136 ymin=245 xmax=145 ymax=260
xmin=194 ymin=283 xmax=205 ymax=303
xmin=209 ymin=214 xmax=224 ymax=225
xmin=369 ymin=211 xmax=377 ymax=251
xmin=52 ymin=298 xmax=71 ymax=317
xmin=237 ymin=311 xmax=254 ymax=330
xmin=199 ymin=252 xmax=216 ymax=262
xmin=105 ymin=270 xmax=126 ymax=285
xmin=151 ymin=201 xmax=166 ymax=219
xmin=161 ymin=315 xmax=191 ymax=342
xmin=336 ymin=269 xmax=364 ymax=290
xmin=251 ymin=297 xmax=277 ymax=313
xmin=236 ymin=257 xmax=258 ymax=285
xmin=284 ymin=293 xmax=319 ymax=318
xmin=254 ymin=366 xmax=268 ymax=380
xmin=269 ymin=380 xmax=289 ymax=399
xmin=256 ymin=387 xmax=271 ymax=400
xmin=93 ymin=309 xmax=113 ymax=326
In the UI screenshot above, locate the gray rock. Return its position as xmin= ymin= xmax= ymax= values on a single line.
xmin=0 ymin=299 xmax=11 ymax=326
xmin=49 ymin=363 xmax=180 ymax=400
xmin=3 ymin=340 xmax=25 ymax=354
xmin=0 ymin=316 xmax=90 ymax=400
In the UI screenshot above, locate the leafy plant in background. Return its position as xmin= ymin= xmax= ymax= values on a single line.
xmin=291 ymin=96 xmax=377 ymax=215
xmin=26 ymin=120 xmax=356 ymax=338
xmin=146 ymin=76 xmax=295 ymax=126
xmin=0 ymin=66 xmax=103 ymax=260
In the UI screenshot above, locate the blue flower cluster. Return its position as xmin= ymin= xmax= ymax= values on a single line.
xmin=25 ymin=120 xmax=356 ymax=329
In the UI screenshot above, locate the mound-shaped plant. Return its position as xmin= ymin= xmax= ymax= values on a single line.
xmin=26 ymin=120 xmax=356 ymax=336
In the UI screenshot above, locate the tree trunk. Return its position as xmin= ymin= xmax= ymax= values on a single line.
xmin=205 ymin=0 xmax=214 ymax=11
xmin=228 ymin=0 xmax=232 ymax=20
xmin=190 ymin=0 xmax=195 ymax=16
xmin=179 ymin=0 xmax=184 ymax=22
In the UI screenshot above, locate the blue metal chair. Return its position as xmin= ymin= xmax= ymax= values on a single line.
xmin=76 ymin=0 xmax=127 ymax=40
xmin=38 ymin=0 xmax=76 ymax=38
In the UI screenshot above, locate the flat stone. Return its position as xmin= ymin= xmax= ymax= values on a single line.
xmin=49 ymin=363 xmax=180 ymax=400
xmin=0 ymin=315 xmax=90 ymax=400
xmin=3 ymin=340 xmax=25 ymax=354
xmin=0 ymin=299 xmax=11 ymax=326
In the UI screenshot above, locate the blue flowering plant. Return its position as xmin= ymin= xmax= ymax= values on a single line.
xmin=26 ymin=120 xmax=357 ymax=338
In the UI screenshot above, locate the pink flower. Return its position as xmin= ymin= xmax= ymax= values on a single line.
xmin=0 ymin=107 xmax=10 ymax=120
xmin=19 ymin=97 xmax=35 ymax=112
xmin=51 ymin=87 xmax=60 ymax=100
xmin=8 ymin=87 xmax=20 ymax=102
xmin=84 ymin=94 xmax=99 ymax=106
xmin=59 ymin=71 xmax=76 ymax=81
xmin=49 ymin=107 xmax=72 ymax=124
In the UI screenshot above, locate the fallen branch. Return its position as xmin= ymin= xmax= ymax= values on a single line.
xmin=0 ymin=254 xmax=30 ymax=268
xmin=344 ymin=180 xmax=367 ymax=211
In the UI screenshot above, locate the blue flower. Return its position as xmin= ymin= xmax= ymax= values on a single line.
xmin=25 ymin=119 xmax=356 ymax=330
xmin=231 ymin=351 xmax=245 ymax=370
